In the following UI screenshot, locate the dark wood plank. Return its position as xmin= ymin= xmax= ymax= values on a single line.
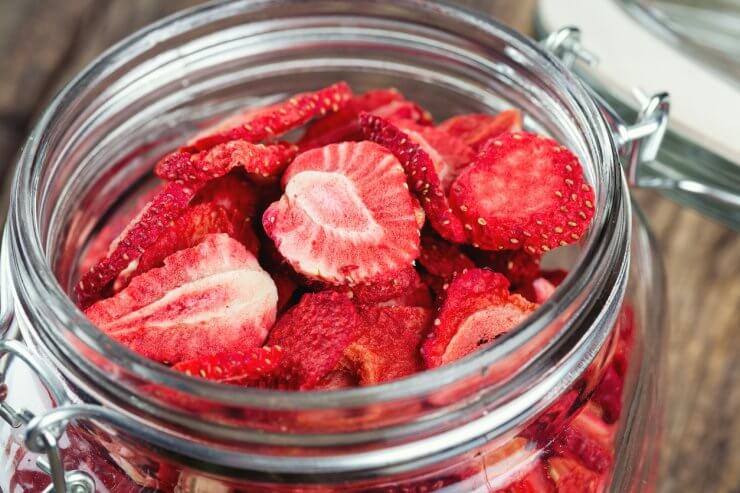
xmin=0 ymin=1 xmax=736 ymax=492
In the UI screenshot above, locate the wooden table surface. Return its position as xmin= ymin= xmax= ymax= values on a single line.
xmin=0 ymin=1 xmax=737 ymax=491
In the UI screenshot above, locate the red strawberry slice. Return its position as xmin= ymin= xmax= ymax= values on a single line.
xmin=344 ymin=267 xmax=420 ymax=304
xmin=472 ymin=250 xmax=542 ymax=287
xmin=361 ymin=113 xmax=467 ymax=243
xmin=378 ymin=270 xmax=433 ymax=308
xmin=393 ymin=120 xmax=474 ymax=191
xmin=439 ymin=109 xmax=522 ymax=149
xmin=422 ymin=268 xmax=537 ymax=368
xmin=155 ymin=141 xmax=297 ymax=184
xmin=185 ymin=82 xmax=352 ymax=151
xmin=552 ymin=405 xmax=614 ymax=473
xmin=113 ymin=175 xmax=262 ymax=290
xmin=449 ymin=132 xmax=596 ymax=254
xmin=546 ymin=457 xmax=601 ymax=493
xmin=78 ymin=184 xmax=162 ymax=277
xmin=592 ymin=365 xmax=624 ymax=424
xmin=343 ymin=305 xmax=431 ymax=385
xmin=263 ymin=141 xmax=421 ymax=286
xmin=267 ymin=291 xmax=362 ymax=389
xmin=75 ymin=182 xmax=199 ymax=308
xmin=418 ymin=235 xmax=475 ymax=280
xmin=173 ymin=346 xmax=283 ymax=385
xmin=85 ymin=234 xmax=277 ymax=364
xmin=298 ymin=88 xmax=403 ymax=149
xmin=297 ymin=89 xmax=433 ymax=149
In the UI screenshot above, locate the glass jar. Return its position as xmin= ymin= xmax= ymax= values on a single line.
xmin=0 ymin=1 xmax=667 ymax=492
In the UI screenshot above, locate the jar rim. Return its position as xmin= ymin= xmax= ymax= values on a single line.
xmin=8 ymin=0 xmax=628 ymax=420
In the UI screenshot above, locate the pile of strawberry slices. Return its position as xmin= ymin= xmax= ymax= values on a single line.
xmin=77 ymin=82 xmax=595 ymax=390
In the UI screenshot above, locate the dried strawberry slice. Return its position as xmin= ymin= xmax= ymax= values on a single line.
xmin=438 ymin=109 xmax=522 ymax=149
xmin=472 ymin=250 xmax=542 ymax=287
xmin=421 ymin=268 xmax=537 ymax=368
xmin=173 ymin=346 xmax=283 ymax=385
xmin=155 ymin=141 xmax=297 ymax=184
xmin=361 ymin=113 xmax=467 ymax=243
xmin=263 ymin=141 xmax=421 ymax=286
xmin=298 ymin=89 xmax=433 ymax=150
xmin=450 ymin=132 xmax=596 ymax=254
xmin=418 ymin=235 xmax=475 ymax=280
xmin=344 ymin=306 xmax=431 ymax=385
xmin=516 ymin=269 xmax=567 ymax=304
xmin=267 ymin=291 xmax=362 ymax=389
xmin=75 ymin=182 xmax=198 ymax=308
xmin=379 ymin=271 xmax=433 ymax=308
xmin=552 ymin=405 xmax=615 ymax=473
xmin=591 ymin=365 xmax=624 ymax=424
xmin=298 ymin=88 xmax=403 ymax=149
xmin=114 ymin=175 xmax=261 ymax=290
xmin=546 ymin=457 xmax=601 ymax=493
xmin=185 ymin=82 xmax=352 ymax=151
xmin=393 ymin=119 xmax=474 ymax=191
xmin=85 ymin=234 xmax=277 ymax=364
xmin=344 ymin=267 xmax=420 ymax=304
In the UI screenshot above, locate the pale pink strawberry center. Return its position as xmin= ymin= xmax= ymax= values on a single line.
xmin=286 ymin=170 xmax=382 ymax=237
xmin=442 ymin=304 xmax=530 ymax=363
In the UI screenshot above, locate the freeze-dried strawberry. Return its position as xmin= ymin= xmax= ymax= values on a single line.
xmin=85 ymin=234 xmax=277 ymax=364
xmin=422 ymin=268 xmax=537 ymax=368
xmin=379 ymin=271 xmax=433 ymax=308
xmin=546 ymin=457 xmax=601 ymax=493
xmin=346 ymin=267 xmax=419 ymax=304
xmin=553 ymin=405 xmax=614 ymax=473
xmin=450 ymin=132 xmax=595 ymax=254
xmin=343 ymin=306 xmax=431 ymax=385
xmin=472 ymin=250 xmax=542 ymax=287
xmin=298 ymin=88 xmax=403 ymax=149
xmin=314 ymin=367 xmax=358 ymax=390
xmin=263 ymin=141 xmax=421 ymax=286
xmin=75 ymin=182 xmax=198 ymax=308
xmin=155 ymin=141 xmax=297 ymax=184
xmin=192 ymin=172 xmax=259 ymax=218
xmin=393 ymin=120 xmax=474 ymax=190
xmin=298 ymin=88 xmax=433 ymax=150
xmin=361 ymin=113 xmax=467 ymax=243
xmin=516 ymin=269 xmax=567 ymax=304
xmin=78 ymin=185 xmax=162 ymax=277
xmin=492 ymin=460 xmax=555 ymax=493
xmin=173 ymin=346 xmax=283 ymax=385
xmin=592 ymin=365 xmax=624 ymax=424
xmin=439 ymin=109 xmax=522 ymax=149
xmin=185 ymin=82 xmax=352 ymax=151
xmin=418 ymin=235 xmax=475 ymax=280
xmin=267 ymin=291 xmax=362 ymax=389
xmin=272 ymin=271 xmax=299 ymax=313
xmin=117 ymin=202 xmax=257 ymax=290
xmin=520 ymin=390 xmax=579 ymax=448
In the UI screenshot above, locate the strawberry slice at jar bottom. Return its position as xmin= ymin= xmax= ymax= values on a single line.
xmin=361 ymin=112 xmax=468 ymax=243
xmin=155 ymin=141 xmax=297 ymax=184
xmin=450 ymin=132 xmax=595 ymax=254
xmin=422 ymin=268 xmax=537 ymax=368
xmin=85 ymin=234 xmax=277 ymax=364
xmin=75 ymin=182 xmax=199 ymax=308
xmin=266 ymin=291 xmax=363 ymax=389
xmin=263 ymin=141 xmax=421 ymax=286
xmin=184 ymin=82 xmax=353 ymax=151
xmin=546 ymin=457 xmax=602 ymax=493
xmin=173 ymin=346 xmax=283 ymax=385
xmin=439 ymin=109 xmax=522 ymax=149
xmin=342 ymin=305 xmax=432 ymax=385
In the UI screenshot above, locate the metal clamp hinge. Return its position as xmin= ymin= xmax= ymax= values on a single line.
xmin=0 ymin=337 xmax=95 ymax=493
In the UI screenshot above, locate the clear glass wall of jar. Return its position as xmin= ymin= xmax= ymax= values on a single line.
xmin=0 ymin=1 xmax=666 ymax=492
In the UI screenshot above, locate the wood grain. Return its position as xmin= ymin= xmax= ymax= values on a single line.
xmin=0 ymin=1 xmax=736 ymax=492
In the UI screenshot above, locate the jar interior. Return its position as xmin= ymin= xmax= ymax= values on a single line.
xmin=10 ymin=0 xmax=626 ymax=463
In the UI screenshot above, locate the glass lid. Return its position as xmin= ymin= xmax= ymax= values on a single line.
xmin=537 ymin=0 xmax=740 ymax=229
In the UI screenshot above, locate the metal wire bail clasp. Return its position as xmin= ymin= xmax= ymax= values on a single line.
xmin=542 ymin=27 xmax=671 ymax=187
xmin=0 ymin=338 xmax=95 ymax=492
